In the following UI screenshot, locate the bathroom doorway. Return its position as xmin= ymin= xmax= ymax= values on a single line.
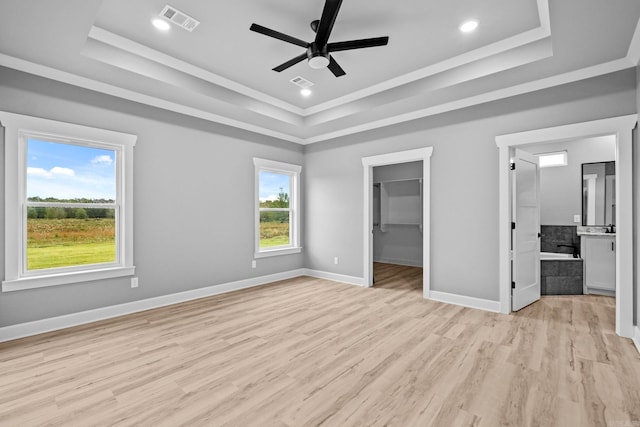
xmin=496 ymin=115 xmax=636 ymax=338
xmin=362 ymin=148 xmax=433 ymax=298
xmin=521 ymin=136 xmax=615 ymax=297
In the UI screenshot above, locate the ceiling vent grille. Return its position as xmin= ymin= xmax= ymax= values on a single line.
xmin=290 ymin=76 xmax=314 ymax=89
xmin=159 ymin=5 xmax=200 ymax=32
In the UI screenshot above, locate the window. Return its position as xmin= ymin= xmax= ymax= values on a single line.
xmin=538 ymin=151 xmax=568 ymax=168
xmin=1 ymin=112 xmax=136 ymax=291
xmin=253 ymin=158 xmax=301 ymax=258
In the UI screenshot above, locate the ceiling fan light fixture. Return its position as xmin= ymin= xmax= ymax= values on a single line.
xmin=459 ymin=20 xmax=478 ymax=33
xmin=308 ymin=55 xmax=330 ymax=69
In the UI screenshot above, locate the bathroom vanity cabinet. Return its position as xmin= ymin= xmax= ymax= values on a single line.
xmin=580 ymin=234 xmax=616 ymax=294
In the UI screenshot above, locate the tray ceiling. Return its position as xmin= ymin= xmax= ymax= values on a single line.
xmin=0 ymin=0 xmax=639 ymax=144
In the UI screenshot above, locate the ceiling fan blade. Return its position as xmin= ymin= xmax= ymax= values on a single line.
xmin=327 ymin=56 xmax=346 ymax=77
xmin=273 ymin=53 xmax=308 ymax=72
xmin=250 ymin=23 xmax=308 ymax=48
xmin=328 ymin=36 xmax=389 ymax=52
xmin=314 ymin=0 xmax=343 ymax=48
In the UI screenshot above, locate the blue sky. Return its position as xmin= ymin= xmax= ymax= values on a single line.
xmin=27 ymin=138 xmax=116 ymax=200
xmin=259 ymin=171 xmax=290 ymax=202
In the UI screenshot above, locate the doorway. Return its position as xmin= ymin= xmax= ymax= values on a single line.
xmin=362 ymin=147 xmax=433 ymax=298
xmin=496 ymin=115 xmax=637 ymax=338
xmin=373 ymin=161 xmax=424 ymax=266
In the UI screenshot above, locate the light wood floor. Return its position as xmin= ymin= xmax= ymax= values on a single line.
xmin=1 ymin=263 xmax=639 ymax=426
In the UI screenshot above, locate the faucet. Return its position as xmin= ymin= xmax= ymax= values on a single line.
xmin=557 ymin=244 xmax=580 ymax=258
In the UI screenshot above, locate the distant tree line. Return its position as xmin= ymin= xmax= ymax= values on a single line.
xmin=27 ymin=197 xmax=115 ymax=220
xmin=260 ymin=190 xmax=289 ymax=223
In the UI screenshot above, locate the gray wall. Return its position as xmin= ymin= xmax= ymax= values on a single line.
xmin=0 ymin=67 xmax=304 ymax=327
xmin=373 ymin=162 xmax=423 ymax=266
xmin=0 ymin=66 xmax=638 ymax=327
xmin=525 ymin=137 xmax=615 ymax=226
xmin=304 ymin=69 xmax=637 ymax=302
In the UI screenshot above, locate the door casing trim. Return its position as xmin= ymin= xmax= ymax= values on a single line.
xmin=362 ymin=147 xmax=433 ymax=297
xmin=496 ymin=114 xmax=637 ymax=337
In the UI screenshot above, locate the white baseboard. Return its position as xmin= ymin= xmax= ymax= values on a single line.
xmin=633 ymin=326 xmax=640 ymax=355
xmin=303 ymin=269 xmax=367 ymax=287
xmin=373 ymin=257 xmax=423 ymax=267
xmin=428 ymin=290 xmax=501 ymax=313
xmin=0 ymin=268 xmax=508 ymax=343
xmin=0 ymin=269 xmax=306 ymax=343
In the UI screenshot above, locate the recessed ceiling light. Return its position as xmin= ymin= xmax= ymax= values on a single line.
xmin=152 ymin=18 xmax=171 ymax=31
xmin=459 ymin=20 xmax=478 ymax=33
xmin=300 ymin=88 xmax=312 ymax=97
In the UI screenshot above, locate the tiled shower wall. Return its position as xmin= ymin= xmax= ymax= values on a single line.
xmin=541 ymin=225 xmax=580 ymax=255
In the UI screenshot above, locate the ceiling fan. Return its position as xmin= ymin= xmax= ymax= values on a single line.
xmin=250 ymin=0 xmax=389 ymax=77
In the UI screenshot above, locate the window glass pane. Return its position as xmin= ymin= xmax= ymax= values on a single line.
xmin=27 ymin=208 xmax=116 ymax=270
xmin=259 ymin=211 xmax=290 ymax=248
xmin=27 ymin=138 xmax=116 ymax=201
xmin=26 ymin=138 xmax=118 ymax=271
xmin=259 ymin=171 xmax=290 ymax=208
xmin=538 ymin=151 xmax=567 ymax=168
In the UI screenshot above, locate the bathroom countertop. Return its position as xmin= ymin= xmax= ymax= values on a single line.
xmin=576 ymin=226 xmax=615 ymax=236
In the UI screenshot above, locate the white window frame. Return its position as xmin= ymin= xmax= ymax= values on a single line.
xmin=253 ymin=158 xmax=301 ymax=258
xmin=1 ymin=112 xmax=136 ymax=292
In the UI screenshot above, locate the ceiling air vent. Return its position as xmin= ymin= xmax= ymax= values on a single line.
xmin=159 ymin=5 xmax=200 ymax=32
xmin=290 ymin=76 xmax=314 ymax=89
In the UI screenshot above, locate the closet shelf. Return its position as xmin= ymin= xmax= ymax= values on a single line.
xmin=375 ymin=178 xmax=423 ymax=234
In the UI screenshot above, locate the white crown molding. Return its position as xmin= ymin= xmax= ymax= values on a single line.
xmin=87 ymin=26 xmax=306 ymax=117
xmin=0 ymin=53 xmax=304 ymax=144
xmin=627 ymin=17 xmax=640 ymax=65
xmin=303 ymin=58 xmax=633 ymax=144
xmin=1 ymin=10 xmax=638 ymax=147
xmin=304 ymin=25 xmax=552 ymax=116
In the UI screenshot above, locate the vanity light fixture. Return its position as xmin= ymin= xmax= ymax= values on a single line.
xmin=538 ymin=151 xmax=568 ymax=168
xmin=459 ymin=20 xmax=478 ymax=33
xmin=152 ymin=18 xmax=171 ymax=31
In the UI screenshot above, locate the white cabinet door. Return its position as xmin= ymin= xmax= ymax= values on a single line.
xmin=584 ymin=237 xmax=615 ymax=291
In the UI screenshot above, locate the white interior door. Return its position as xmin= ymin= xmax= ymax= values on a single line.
xmin=512 ymin=149 xmax=541 ymax=311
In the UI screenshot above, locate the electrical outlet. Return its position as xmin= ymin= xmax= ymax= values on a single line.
xmin=252 ymin=260 xmax=257 ymax=269
xmin=131 ymin=277 xmax=139 ymax=288
xmin=573 ymin=214 xmax=581 ymax=223
xmin=334 ymin=257 xmax=339 ymax=265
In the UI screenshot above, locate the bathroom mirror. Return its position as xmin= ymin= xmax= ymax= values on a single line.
xmin=582 ymin=161 xmax=615 ymax=226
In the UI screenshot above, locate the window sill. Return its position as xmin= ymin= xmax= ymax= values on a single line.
xmin=2 ymin=266 xmax=136 ymax=292
xmin=254 ymin=247 xmax=302 ymax=259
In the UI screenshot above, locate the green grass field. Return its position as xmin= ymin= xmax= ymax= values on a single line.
xmin=27 ymin=218 xmax=116 ymax=270
xmin=26 ymin=218 xmax=290 ymax=269
xmin=260 ymin=222 xmax=290 ymax=248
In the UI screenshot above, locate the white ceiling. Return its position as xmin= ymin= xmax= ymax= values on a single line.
xmin=0 ymin=0 xmax=639 ymax=144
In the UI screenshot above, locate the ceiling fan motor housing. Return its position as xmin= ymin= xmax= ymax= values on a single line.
xmin=307 ymin=44 xmax=330 ymax=69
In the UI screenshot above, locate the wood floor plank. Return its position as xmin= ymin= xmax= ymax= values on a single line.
xmin=0 ymin=263 xmax=638 ymax=426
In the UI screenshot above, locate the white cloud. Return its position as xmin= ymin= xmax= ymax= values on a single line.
xmin=27 ymin=166 xmax=75 ymax=179
xmin=91 ymin=155 xmax=113 ymax=166
xmin=27 ymin=167 xmax=51 ymax=178
xmin=260 ymin=194 xmax=279 ymax=202
xmin=50 ymin=167 xmax=75 ymax=176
